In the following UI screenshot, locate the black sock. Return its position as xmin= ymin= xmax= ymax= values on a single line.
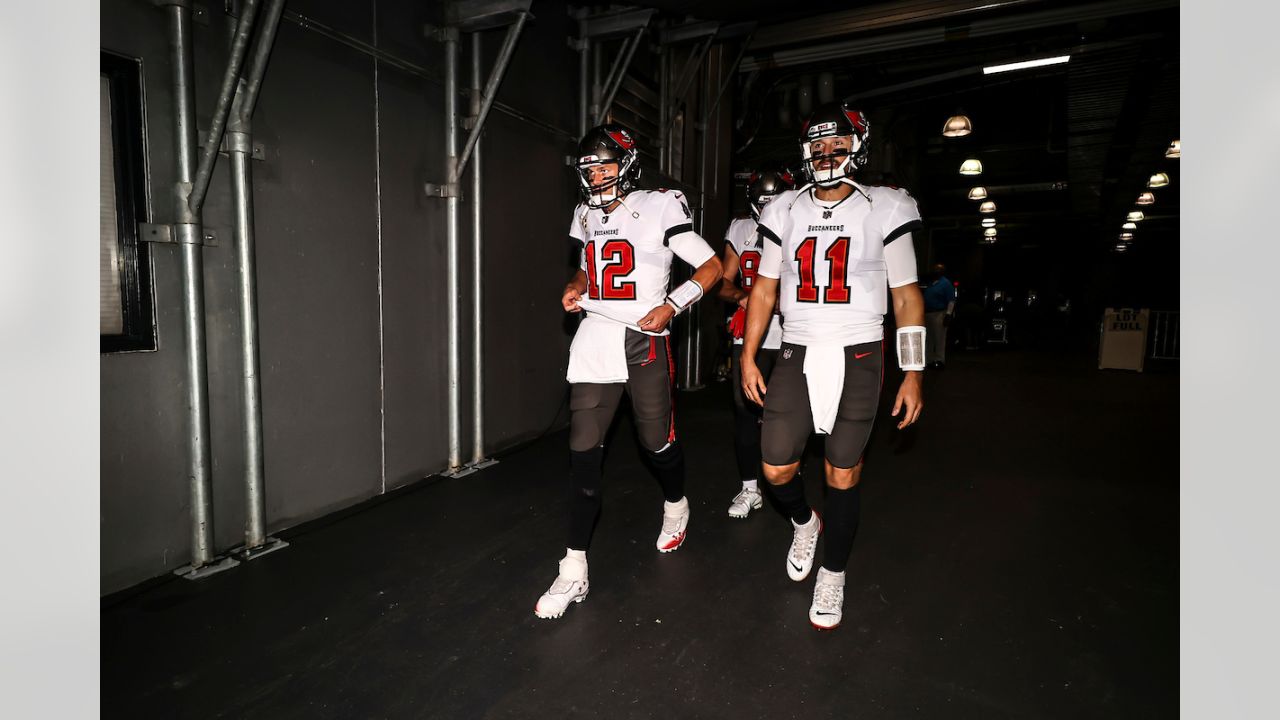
xmin=568 ymin=447 xmax=604 ymax=550
xmin=765 ymin=473 xmax=812 ymax=525
xmin=821 ymin=484 xmax=861 ymax=573
xmin=647 ymin=441 xmax=685 ymax=503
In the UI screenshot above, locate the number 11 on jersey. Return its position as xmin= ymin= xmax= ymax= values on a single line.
xmin=794 ymin=236 xmax=851 ymax=304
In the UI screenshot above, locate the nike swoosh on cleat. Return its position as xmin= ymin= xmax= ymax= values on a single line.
xmin=854 ymin=351 xmax=873 ymax=359
xmin=814 ymin=611 xmax=838 ymax=616
xmin=790 ymin=561 xmax=803 ymax=571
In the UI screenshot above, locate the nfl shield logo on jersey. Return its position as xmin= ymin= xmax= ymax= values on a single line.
xmin=823 ymin=210 xmax=832 ymax=219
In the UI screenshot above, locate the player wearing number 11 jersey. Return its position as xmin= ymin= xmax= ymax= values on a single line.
xmin=535 ymin=124 xmax=723 ymax=620
xmin=740 ymin=102 xmax=926 ymax=631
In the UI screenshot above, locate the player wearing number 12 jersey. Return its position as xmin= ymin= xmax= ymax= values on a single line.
xmin=716 ymin=169 xmax=791 ymax=519
xmin=740 ymin=102 xmax=926 ymax=631
xmin=535 ymin=124 xmax=723 ymax=620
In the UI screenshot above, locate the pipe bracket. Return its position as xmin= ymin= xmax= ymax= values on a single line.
xmin=424 ymin=182 xmax=461 ymax=199
xmin=140 ymin=222 xmax=219 ymax=247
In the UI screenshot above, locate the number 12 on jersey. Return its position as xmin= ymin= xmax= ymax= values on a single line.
xmin=584 ymin=239 xmax=637 ymax=300
xmin=794 ymin=236 xmax=851 ymax=304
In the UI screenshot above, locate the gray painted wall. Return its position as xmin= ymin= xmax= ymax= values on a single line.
xmin=101 ymin=0 xmax=581 ymax=594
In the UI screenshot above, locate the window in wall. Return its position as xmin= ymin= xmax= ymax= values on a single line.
xmin=101 ymin=51 xmax=156 ymax=353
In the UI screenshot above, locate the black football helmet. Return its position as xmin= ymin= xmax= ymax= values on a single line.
xmin=797 ymin=102 xmax=870 ymax=187
xmin=574 ymin=124 xmax=641 ymax=208
xmin=747 ymin=168 xmax=795 ymax=221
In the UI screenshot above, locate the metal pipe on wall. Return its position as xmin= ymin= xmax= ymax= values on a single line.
xmin=452 ymin=13 xmax=529 ymax=182
xmin=444 ymin=27 xmax=463 ymax=471
xmin=597 ymin=26 xmax=645 ymax=125
xmin=470 ymin=33 xmax=488 ymax=467
xmin=163 ymin=0 xmax=237 ymax=578
xmin=227 ymin=0 xmax=288 ymax=559
xmin=189 ymin=0 xmax=260 ymax=216
xmin=578 ymin=38 xmax=589 ymax=138
xmin=658 ymin=47 xmax=668 ymax=172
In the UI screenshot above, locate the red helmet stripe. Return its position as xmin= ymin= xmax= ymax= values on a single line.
xmin=606 ymin=129 xmax=635 ymax=149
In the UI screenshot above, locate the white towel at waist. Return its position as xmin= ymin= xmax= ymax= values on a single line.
xmin=567 ymin=311 xmax=628 ymax=384
xmin=802 ymin=344 xmax=846 ymax=434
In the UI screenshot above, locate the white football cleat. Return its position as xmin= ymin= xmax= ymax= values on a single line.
xmin=534 ymin=555 xmax=589 ymax=619
xmin=786 ymin=510 xmax=822 ymax=581
xmin=727 ymin=487 xmax=763 ymax=518
xmin=656 ymin=497 xmax=690 ymax=552
xmin=809 ymin=567 xmax=845 ymax=630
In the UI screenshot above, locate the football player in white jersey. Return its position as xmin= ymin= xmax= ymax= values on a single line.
xmin=716 ymin=169 xmax=792 ymax=519
xmin=535 ymin=124 xmax=723 ymax=620
xmin=740 ymin=102 xmax=926 ymax=630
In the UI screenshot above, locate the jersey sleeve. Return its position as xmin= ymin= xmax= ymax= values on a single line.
xmin=755 ymin=191 xmax=792 ymax=279
xmin=884 ymin=231 xmax=919 ymax=288
xmin=879 ymin=189 xmax=922 ymax=246
xmin=661 ymin=192 xmax=716 ymax=267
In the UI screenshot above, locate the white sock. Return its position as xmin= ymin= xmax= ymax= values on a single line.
xmin=565 ymin=548 xmax=586 ymax=562
xmin=742 ymin=479 xmax=759 ymax=492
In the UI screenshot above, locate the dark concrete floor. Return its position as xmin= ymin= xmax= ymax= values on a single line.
xmin=101 ymin=347 xmax=1178 ymax=719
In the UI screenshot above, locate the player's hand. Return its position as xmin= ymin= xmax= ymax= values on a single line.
xmin=741 ymin=357 xmax=767 ymax=407
xmin=638 ymin=304 xmax=676 ymax=333
xmin=891 ymin=372 xmax=923 ymax=429
xmin=737 ymin=293 xmax=750 ymax=309
xmin=562 ymin=285 xmax=583 ymax=313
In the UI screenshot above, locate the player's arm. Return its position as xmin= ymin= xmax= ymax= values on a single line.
xmin=562 ymin=268 xmax=588 ymax=313
xmin=887 ymin=241 xmax=925 ymax=429
xmin=740 ymin=274 xmax=778 ymax=407
xmin=637 ymin=253 xmax=722 ymax=333
xmin=715 ymin=244 xmax=748 ymax=306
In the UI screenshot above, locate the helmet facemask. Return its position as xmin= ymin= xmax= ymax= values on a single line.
xmin=801 ymin=135 xmax=862 ymax=187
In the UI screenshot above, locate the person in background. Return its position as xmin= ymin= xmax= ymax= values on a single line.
xmin=922 ymin=263 xmax=956 ymax=369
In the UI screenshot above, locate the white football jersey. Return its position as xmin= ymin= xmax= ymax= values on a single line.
xmin=569 ymin=189 xmax=716 ymax=337
xmin=724 ymin=217 xmax=783 ymax=349
xmin=757 ymin=184 xmax=920 ymax=346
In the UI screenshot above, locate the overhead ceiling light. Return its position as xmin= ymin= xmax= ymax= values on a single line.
xmin=960 ymin=159 xmax=983 ymax=175
xmin=1127 ymin=211 xmax=1145 ymax=222
xmin=979 ymin=200 xmax=997 ymax=213
xmin=943 ymin=114 xmax=973 ymax=137
xmin=983 ymin=55 xmax=1071 ymax=75
xmin=1122 ymin=222 xmax=1137 ymax=230
xmin=1119 ymin=232 xmax=1134 ymax=241
xmin=1147 ymin=172 xmax=1170 ymax=188
xmin=981 ymin=218 xmax=997 ymax=227
xmin=1114 ymin=243 xmax=1129 ymax=252
xmin=1136 ymin=192 xmax=1155 ymax=205
xmin=1166 ymin=139 xmax=1180 ymax=158
xmin=968 ymin=186 xmax=988 ymax=200
xmin=983 ymin=228 xmax=998 ymax=238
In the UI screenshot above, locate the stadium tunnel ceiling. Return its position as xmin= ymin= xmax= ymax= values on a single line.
xmin=579 ymin=0 xmax=1179 ymax=250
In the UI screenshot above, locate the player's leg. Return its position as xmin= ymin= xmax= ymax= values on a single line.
xmin=727 ymin=345 xmax=771 ymax=518
xmin=624 ymin=332 xmax=689 ymax=552
xmin=809 ymin=340 xmax=882 ymax=630
xmin=535 ymin=381 xmax=623 ymax=619
xmin=760 ymin=343 xmax=821 ymax=581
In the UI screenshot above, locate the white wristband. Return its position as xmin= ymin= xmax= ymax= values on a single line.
xmin=665 ymin=279 xmax=703 ymax=315
xmin=896 ymin=325 xmax=926 ymax=371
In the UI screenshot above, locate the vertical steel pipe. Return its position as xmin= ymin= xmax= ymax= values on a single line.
xmin=578 ymin=38 xmax=589 ymax=138
xmin=226 ymin=0 xmax=286 ymax=552
xmin=658 ymin=47 xmax=668 ymax=173
xmin=228 ymin=139 xmax=267 ymax=548
xmin=166 ymin=2 xmax=216 ymax=568
xmin=444 ymin=28 xmax=463 ymax=470
xmin=470 ymin=33 xmax=485 ymax=465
